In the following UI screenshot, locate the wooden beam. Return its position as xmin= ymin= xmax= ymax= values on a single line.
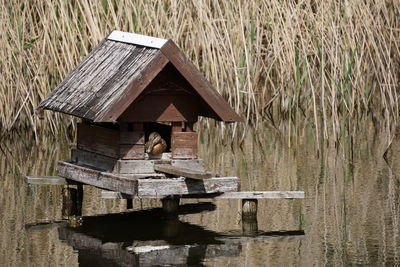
xmin=154 ymin=164 xmax=211 ymax=180
xmin=137 ymin=177 xmax=239 ymax=197
xmin=24 ymin=176 xmax=69 ymax=185
xmin=57 ymin=161 xmax=138 ymax=195
xmin=101 ymin=190 xmax=304 ymax=199
xmin=218 ymin=191 xmax=305 ymax=199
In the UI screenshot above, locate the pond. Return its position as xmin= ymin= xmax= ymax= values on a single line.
xmin=1 ymin=119 xmax=400 ymax=266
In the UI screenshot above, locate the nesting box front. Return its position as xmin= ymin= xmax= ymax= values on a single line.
xmin=39 ymin=30 xmax=241 ymax=165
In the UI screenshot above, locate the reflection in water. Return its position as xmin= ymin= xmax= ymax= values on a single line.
xmin=25 ymin=205 xmax=303 ymax=266
xmin=1 ymin=121 xmax=400 ymax=266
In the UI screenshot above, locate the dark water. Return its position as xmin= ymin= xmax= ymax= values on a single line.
xmin=1 ymin=121 xmax=400 ymax=266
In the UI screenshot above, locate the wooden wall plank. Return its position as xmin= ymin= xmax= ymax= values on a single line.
xmin=119 ymin=95 xmax=199 ymax=122
xmin=71 ymin=148 xmax=118 ymax=171
xmin=171 ymin=132 xmax=198 ymax=159
xmin=77 ymin=123 xmax=120 ymax=158
xmin=120 ymin=132 xmax=145 ymax=145
xmin=120 ymin=145 xmax=145 ymax=159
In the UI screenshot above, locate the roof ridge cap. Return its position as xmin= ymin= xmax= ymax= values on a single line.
xmin=108 ymin=30 xmax=167 ymax=49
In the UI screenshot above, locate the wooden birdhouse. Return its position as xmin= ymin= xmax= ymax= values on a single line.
xmin=38 ymin=30 xmax=241 ymax=175
xmin=27 ymin=31 xmax=304 ymax=222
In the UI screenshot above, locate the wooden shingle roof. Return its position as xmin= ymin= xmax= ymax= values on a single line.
xmin=39 ymin=31 xmax=241 ymax=122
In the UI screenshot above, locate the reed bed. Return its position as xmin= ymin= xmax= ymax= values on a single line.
xmin=0 ymin=0 xmax=399 ymax=140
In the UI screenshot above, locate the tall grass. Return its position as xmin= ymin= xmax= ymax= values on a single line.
xmin=0 ymin=0 xmax=399 ymax=140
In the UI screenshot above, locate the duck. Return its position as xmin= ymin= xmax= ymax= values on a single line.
xmin=145 ymin=132 xmax=167 ymax=155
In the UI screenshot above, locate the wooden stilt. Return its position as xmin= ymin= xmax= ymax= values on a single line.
xmin=241 ymin=199 xmax=258 ymax=235
xmin=62 ymin=184 xmax=84 ymax=227
xmin=241 ymin=199 xmax=258 ymax=220
xmin=161 ymin=197 xmax=180 ymax=218
xmin=62 ymin=186 xmax=76 ymax=219
xmin=242 ymin=219 xmax=258 ymax=235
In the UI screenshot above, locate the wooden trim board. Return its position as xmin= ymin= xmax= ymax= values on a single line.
xmin=108 ymin=30 xmax=167 ymax=48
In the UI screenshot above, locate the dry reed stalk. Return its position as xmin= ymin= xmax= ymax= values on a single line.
xmin=0 ymin=0 xmax=398 ymax=140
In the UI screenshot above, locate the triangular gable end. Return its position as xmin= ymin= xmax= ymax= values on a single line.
xmin=97 ymin=32 xmax=241 ymax=122
xmin=160 ymin=40 xmax=242 ymax=122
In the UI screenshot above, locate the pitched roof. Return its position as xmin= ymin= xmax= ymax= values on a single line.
xmin=39 ymin=30 xmax=242 ymax=122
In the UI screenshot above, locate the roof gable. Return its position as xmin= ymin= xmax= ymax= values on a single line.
xmin=39 ymin=30 xmax=241 ymax=122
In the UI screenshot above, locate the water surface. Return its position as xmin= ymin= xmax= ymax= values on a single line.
xmin=1 ymin=121 xmax=400 ymax=266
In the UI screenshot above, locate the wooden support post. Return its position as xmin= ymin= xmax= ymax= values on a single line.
xmin=62 ymin=184 xmax=84 ymax=225
xmin=62 ymin=186 xmax=76 ymax=219
xmin=161 ymin=196 xmax=180 ymax=218
xmin=242 ymin=219 xmax=259 ymax=235
xmin=241 ymin=199 xmax=258 ymax=220
xmin=241 ymin=199 xmax=258 ymax=235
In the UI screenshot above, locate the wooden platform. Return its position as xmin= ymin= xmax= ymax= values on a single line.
xmin=101 ymin=190 xmax=305 ymax=199
xmin=56 ymin=161 xmax=239 ymax=197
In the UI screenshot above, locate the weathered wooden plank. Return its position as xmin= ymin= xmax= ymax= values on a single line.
xmin=101 ymin=190 xmax=304 ymax=199
xmin=154 ymin=164 xmax=211 ymax=179
xmin=160 ymin=40 xmax=242 ymax=122
xmin=171 ymin=159 xmax=205 ymax=172
xmin=137 ymin=177 xmax=239 ymax=197
xmin=171 ymin=132 xmax=197 ymax=159
xmin=71 ymin=148 xmax=117 ymax=171
xmin=187 ymin=191 xmax=305 ymax=199
xmin=77 ymin=123 xmax=120 ymax=158
xmin=57 ymin=161 xmax=138 ymax=195
xmin=72 ymin=148 xmax=161 ymax=174
xmin=119 ymin=94 xmax=199 ymax=122
xmin=114 ymin=159 xmax=155 ymax=174
xmin=119 ymin=131 xmax=144 ymax=144
xmin=120 ymin=144 xmax=145 ymax=159
xmin=24 ymin=176 xmax=68 ymax=185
